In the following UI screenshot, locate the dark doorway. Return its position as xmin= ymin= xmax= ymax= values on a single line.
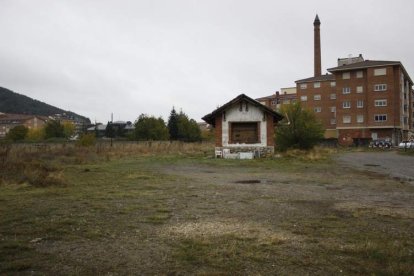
xmin=230 ymin=122 xmax=259 ymax=144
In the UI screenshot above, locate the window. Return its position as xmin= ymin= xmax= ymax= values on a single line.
xmin=300 ymin=84 xmax=307 ymax=89
xmin=343 ymin=87 xmax=351 ymax=94
xmin=374 ymin=114 xmax=387 ymax=122
xmin=356 ymin=86 xmax=363 ymax=93
xmin=342 ymin=72 xmax=350 ymax=79
xmin=271 ymin=100 xmax=276 ymax=106
xmin=374 ymin=68 xmax=386 ymax=76
xmin=357 ymin=100 xmax=364 ymax=108
xmin=343 ymin=116 xmax=351 ymax=123
xmin=314 ymin=82 xmax=321 ymax=88
xmin=375 ymin=99 xmax=387 ymax=107
xmin=356 ymin=71 xmax=363 ymax=78
xmin=230 ymin=122 xmax=259 ymax=144
xmin=330 ymin=93 xmax=337 ymax=100
xmin=314 ymin=94 xmax=321 ymax=100
xmin=314 ymin=107 xmax=321 ymax=113
xmin=330 ymin=118 xmax=336 ymax=125
xmin=357 ymin=115 xmax=364 ymax=123
xmin=331 ymin=106 xmax=336 ymax=112
xmin=374 ymin=84 xmax=387 ymax=91
xmin=403 ymin=116 xmax=408 ymax=124
xmin=300 ymin=95 xmax=307 ymax=101
xmin=343 ymin=101 xmax=351 ymax=108
xmin=330 ymin=81 xmax=336 ymax=87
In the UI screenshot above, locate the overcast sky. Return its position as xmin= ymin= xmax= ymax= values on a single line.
xmin=1 ymin=0 xmax=413 ymax=123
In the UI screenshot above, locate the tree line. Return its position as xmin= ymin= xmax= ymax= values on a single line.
xmin=106 ymin=108 xmax=203 ymax=142
xmin=5 ymin=120 xmax=75 ymax=142
xmin=6 ymin=107 xmax=207 ymax=143
xmin=6 ymin=103 xmax=324 ymax=151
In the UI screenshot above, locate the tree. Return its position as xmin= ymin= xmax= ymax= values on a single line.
xmin=44 ymin=120 xmax=65 ymax=139
xmin=105 ymin=122 xmax=115 ymax=138
xmin=167 ymin=107 xmax=179 ymax=140
xmin=275 ymin=102 xmax=324 ymax=151
xmin=26 ymin=127 xmax=45 ymax=141
xmin=6 ymin=125 xmax=28 ymax=141
xmin=168 ymin=108 xmax=201 ymax=142
xmin=63 ymin=121 xmax=75 ymax=138
xmin=133 ymin=114 xmax=169 ymax=141
xmin=176 ymin=112 xmax=201 ymax=142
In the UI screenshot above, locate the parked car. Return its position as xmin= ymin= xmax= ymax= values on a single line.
xmin=369 ymin=139 xmax=392 ymax=149
xmin=398 ymin=141 xmax=414 ymax=149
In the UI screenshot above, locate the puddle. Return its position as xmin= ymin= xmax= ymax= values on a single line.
xmin=234 ymin=180 xmax=262 ymax=184
xmin=364 ymin=164 xmax=380 ymax=167
xmin=202 ymin=170 xmax=215 ymax=174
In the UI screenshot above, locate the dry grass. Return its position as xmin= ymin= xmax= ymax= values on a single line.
xmin=280 ymin=146 xmax=338 ymax=161
xmin=0 ymin=141 xmax=213 ymax=187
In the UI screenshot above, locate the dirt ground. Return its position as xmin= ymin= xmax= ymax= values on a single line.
xmin=336 ymin=150 xmax=414 ymax=183
xmin=1 ymin=154 xmax=414 ymax=275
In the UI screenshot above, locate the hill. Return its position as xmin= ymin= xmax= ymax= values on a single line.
xmin=0 ymin=86 xmax=90 ymax=124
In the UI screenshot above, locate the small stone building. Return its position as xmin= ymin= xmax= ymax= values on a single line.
xmin=202 ymin=94 xmax=283 ymax=158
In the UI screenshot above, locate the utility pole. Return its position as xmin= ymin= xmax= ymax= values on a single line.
xmin=110 ymin=113 xmax=113 ymax=147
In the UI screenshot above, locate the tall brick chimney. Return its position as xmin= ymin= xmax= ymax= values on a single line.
xmin=313 ymin=14 xmax=321 ymax=77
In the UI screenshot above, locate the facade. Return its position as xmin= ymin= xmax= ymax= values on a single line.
xmin=0 ymin=113 xmax=49 ymax=138
xmin=296 ymin=74 xmax=338 ymax=138
xmin=256 ymin=87 xmax=297 ymax=111
xmin=328 ymin=60 xmax=413 ymax=144
xmin=202 ymin=94 xmax=283 ymax=157
xmin=295 ymin=15 xmax=413 ymax=145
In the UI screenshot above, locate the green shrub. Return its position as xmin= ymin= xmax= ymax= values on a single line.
xmin=5 ymin=125 xmax=28 ymax=141
xmin=275 ymin=102 xmax=324 ymax=151
xmin=77 ymin=133 xmax=96 ymax=147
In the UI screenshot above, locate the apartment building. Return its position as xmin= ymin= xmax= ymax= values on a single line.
xmin=328 ymin=60 xmax=413 ymax=145
xmin=295 ymin=15 xmax=413 ymax=145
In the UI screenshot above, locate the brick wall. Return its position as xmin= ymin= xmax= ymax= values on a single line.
xmin=214 ymin=115 xmax=222 ymax=147
xmin=296 ymin=79 xmax=336 ymax=130
xmin=266 ymin=114 xmax=275 ymax=146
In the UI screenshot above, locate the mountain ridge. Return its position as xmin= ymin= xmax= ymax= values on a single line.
xmin=0 ymin=86 xmax=90 ymax=124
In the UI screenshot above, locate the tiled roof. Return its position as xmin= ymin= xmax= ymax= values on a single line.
xmin=0 ymin=113 xmax=49 ymax=123
xmin=327 ymin=60 xmax=400 ymax=72
xmin=202 ymin=94 xmax=284 ymax=126
xmin=255 ymin=94 xmax=276 ymax=101
xmin=327 ymin=60 xmax=413 ymax=84
xmin=295 ymin=74 xmax=335 ymax=83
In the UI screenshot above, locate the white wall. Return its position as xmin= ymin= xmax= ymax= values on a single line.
xmin=222 ymin=103 xmax=267 ymax=147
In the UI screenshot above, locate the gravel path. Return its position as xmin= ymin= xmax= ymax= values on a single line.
xmin=336 ymin=151 xmax=414 ymax=183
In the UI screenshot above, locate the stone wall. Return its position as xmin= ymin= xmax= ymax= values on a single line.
xmin=215 ymin=146 xmax=274 ymax=158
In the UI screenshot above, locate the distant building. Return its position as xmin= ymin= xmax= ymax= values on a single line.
xmin=0 ymin=113 xmax=49 ymax=138
xmin=86 ymin=124 xmax=107 ymax=137
xmin=86 ymin=121 xmax=135 ymax=138
xmin=50 ymin=113 xmax=87 ymax=134
xmin=295 ymin=15 xmax=413 ymax=145
xmin=255 ymin=87 xmax=297 ymax=111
